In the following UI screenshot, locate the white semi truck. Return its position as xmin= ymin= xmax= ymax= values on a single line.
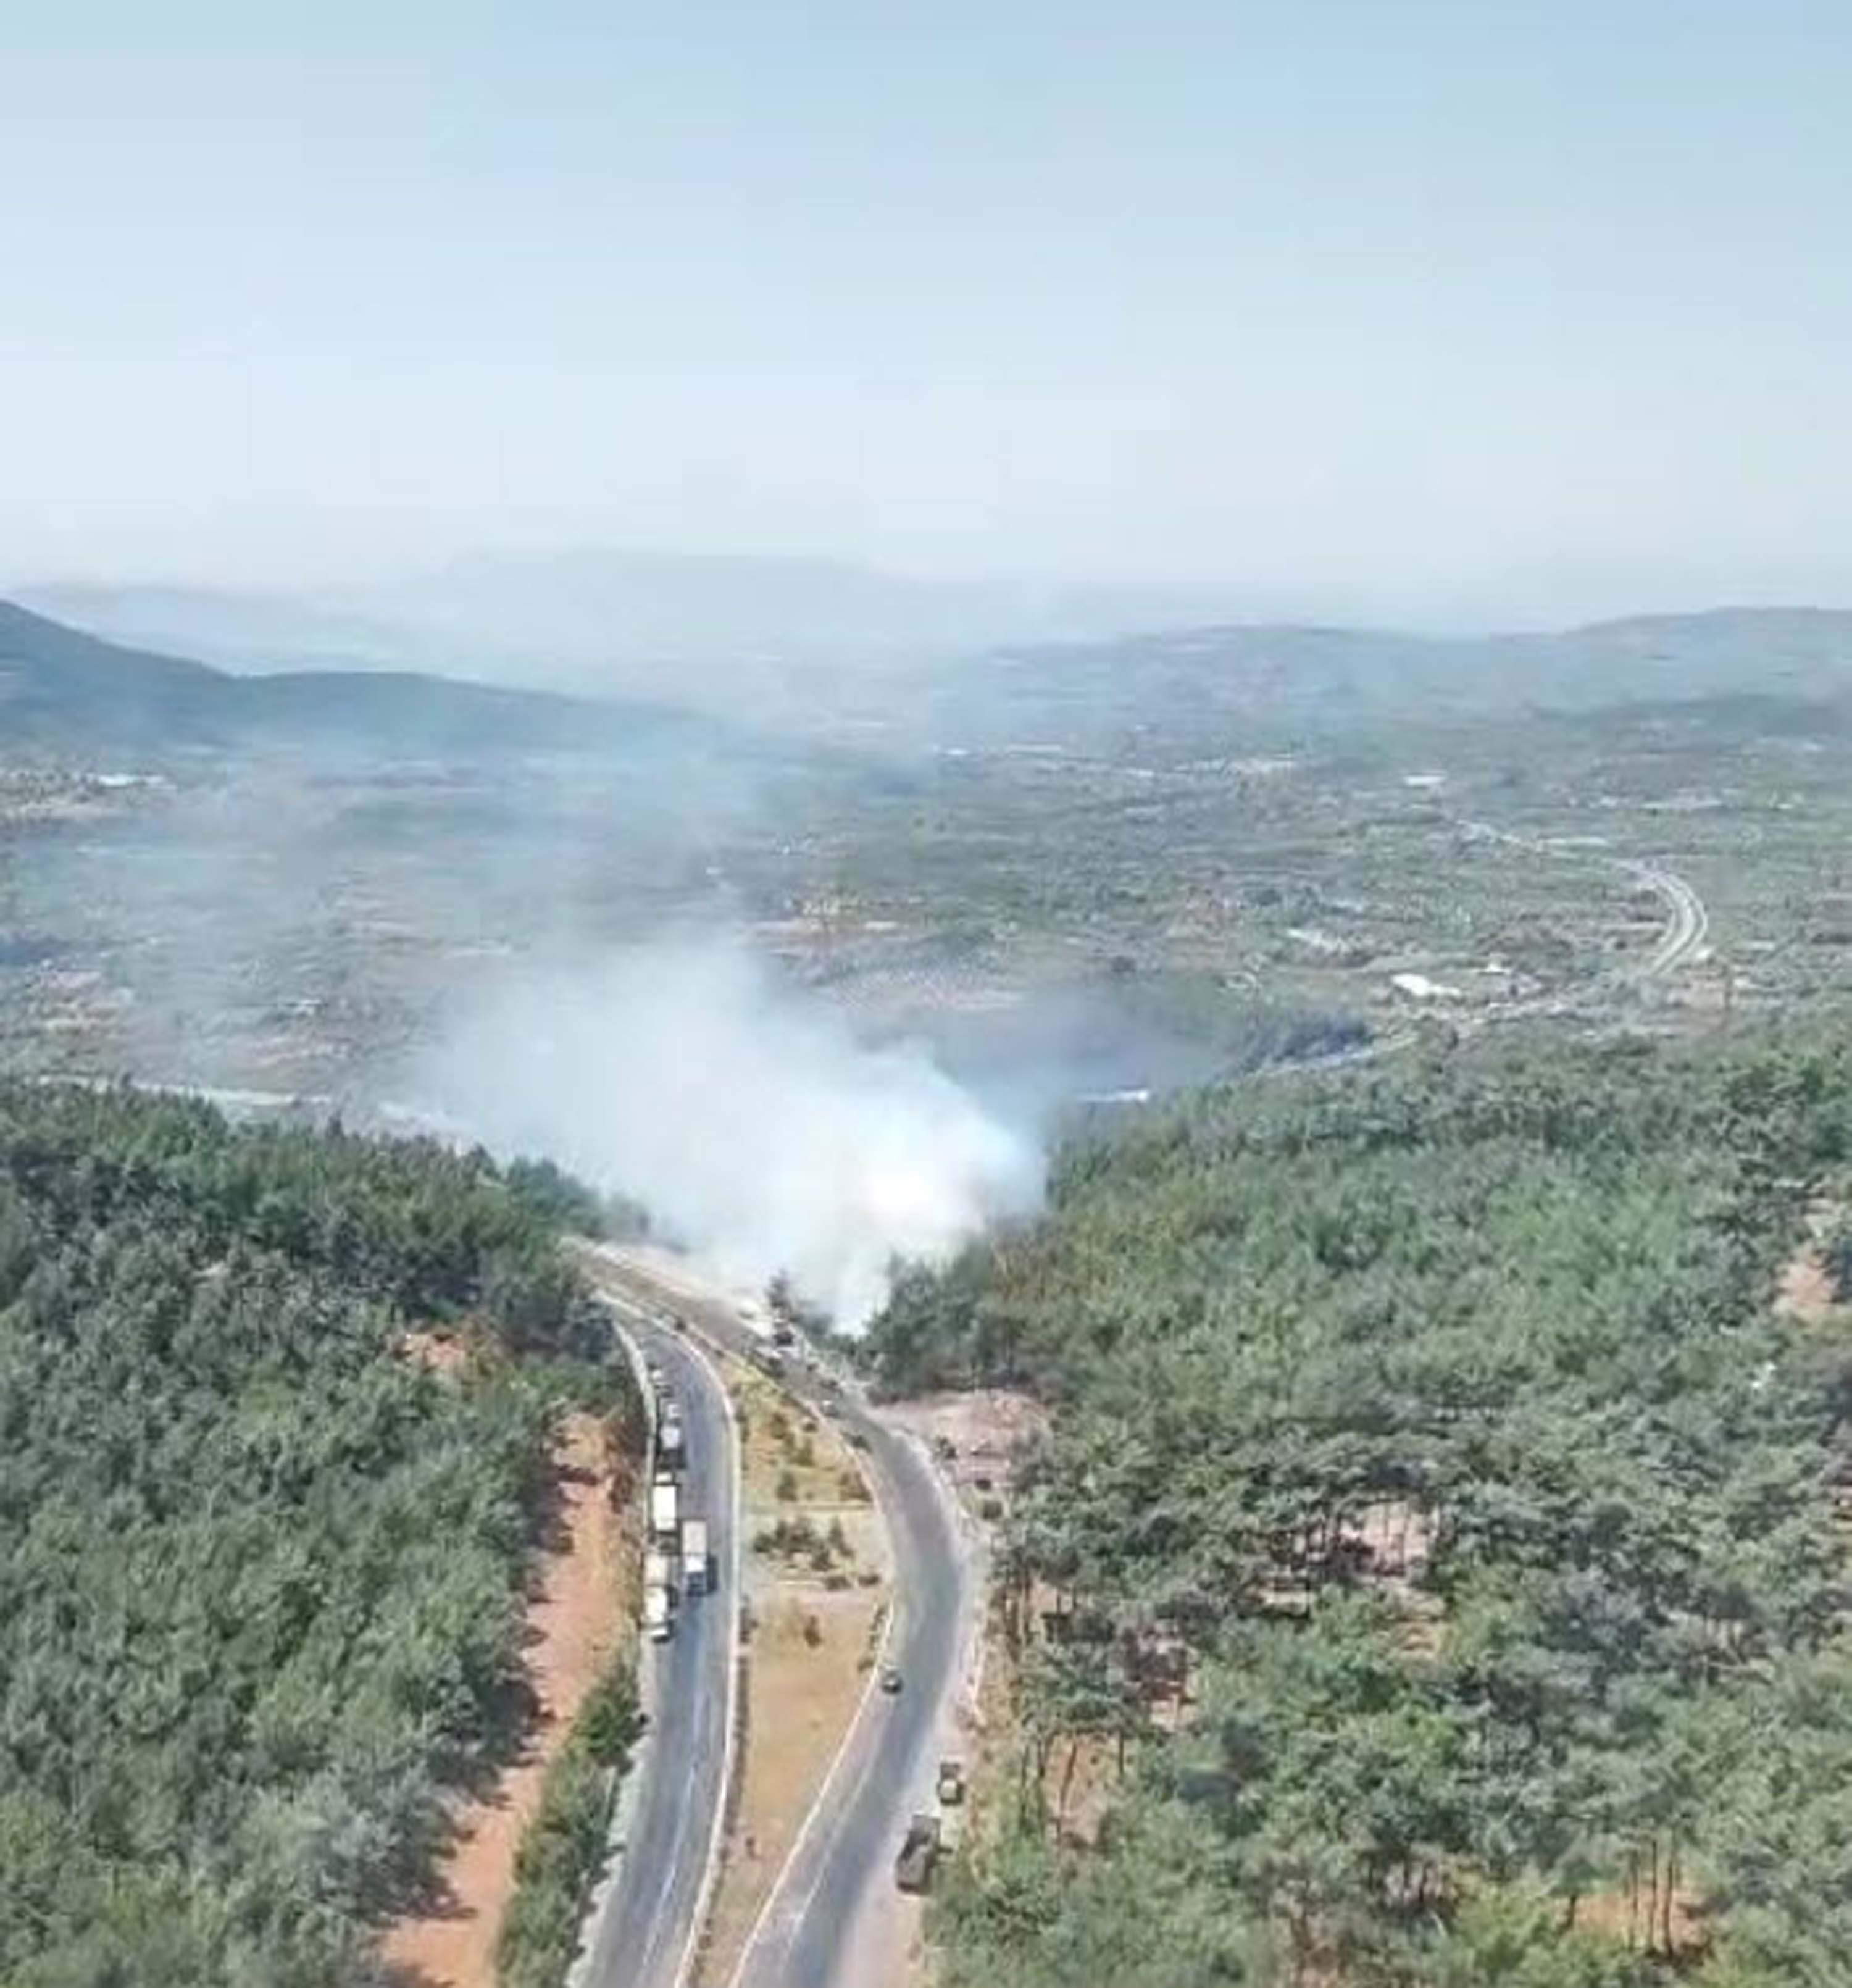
xmin=680 ymin=1517 xmax=709 ymax=1595
xmin=651 ymin=1475 xmax=679 ymax=1546
xmin=643 ymin=1547 xmax=677 ymax=1642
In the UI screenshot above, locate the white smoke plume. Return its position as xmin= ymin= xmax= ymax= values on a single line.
xmin=415 ymin=938 xmax=1042 ymax=1327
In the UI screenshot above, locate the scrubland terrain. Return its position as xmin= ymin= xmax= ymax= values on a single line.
xmin=8 ymin=603 xmax=1852 ymax=1114
xmin=1 ymin=599 xmax=1840 ymax=1094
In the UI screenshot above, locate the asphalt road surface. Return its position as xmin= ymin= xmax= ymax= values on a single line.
xmin=576 ymin=1295 xmax=738 ymax=1988
xmin=584 ymin=1245 xmax=972 ymax=1988
xmin=734 ymin=1409 xmax=965 ymax=1988
xmin=1459 ymin=818 xmax=1709 ymax=986
xmin=1628 ymin=859 xmax=1709 ymax=978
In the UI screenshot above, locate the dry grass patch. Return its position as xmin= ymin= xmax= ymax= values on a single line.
xmin=1775 ymin=1195 xmax=1848 ymax=1324
xmin=1777 ymin=1246 xmax=1842 ymax=1322
xmin=696 ymin=1588 xmax=888 ymax=1986
xmin=1575 ymin=1868 xmax=1709 ymax=1964
xmin=881 ymin=1389 xmax=1048 ymax=1522
xmin=396 ymin=1327 xmax=475 ymax=1377
xmin=731 ymin=1366 xmax=872 ymax=1511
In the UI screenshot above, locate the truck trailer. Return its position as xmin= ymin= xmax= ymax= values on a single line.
xmin=680 ymin=1517 xmax=709 ymax=1595
xmin=651 ymin=1476 xmax=679 ymax=1546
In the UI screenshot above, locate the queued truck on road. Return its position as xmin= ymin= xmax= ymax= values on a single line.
xmin=651 ymin=1474 xmax=680 ymax=1547
xmin=895 ymin=1813 xmax=941 ymax=1894
xmin=642 ymin=1360 xmax=694 ymax=1636
xmin=680 ymin=1517 xmax=709 ymax=1595
xmin=643 ymin=1545 xmax=676 ymax=1642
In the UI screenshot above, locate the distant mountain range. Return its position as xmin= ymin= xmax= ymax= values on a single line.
xmin=14 ymin=552 xmax=1246 ymax=710
xmin=7 ymin=587 xmax=1851 ymax=766
xmin=939 ymin=606 xmax=1852 ymax=746
xmin=25 ymin=559 xmax=1851 ymax=750
xmin=10 ymin=584 xmax=431 ymax=679
xmin=0 ymin=598 xmax=749 ymax=759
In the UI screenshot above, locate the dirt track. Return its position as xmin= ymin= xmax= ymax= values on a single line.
xmin=380 ymin=1412 xmax=632 ymax=1988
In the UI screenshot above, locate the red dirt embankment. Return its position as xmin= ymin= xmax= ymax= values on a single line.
xmin=380 ymin=1408 xmax=632 ymax=1988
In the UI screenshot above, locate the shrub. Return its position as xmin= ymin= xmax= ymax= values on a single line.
xmin=495 ymin=1684 xmax=630 ymax=1987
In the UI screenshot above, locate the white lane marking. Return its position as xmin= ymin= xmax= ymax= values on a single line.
xmin=725 ymin=1498 xmax=898 ymax=1988
xmin=671 ymin=1322 xmax=744 ymax=1988
xmin=775 ymin=1426 xmax=970 ymax=1988
xmin=583 ymin=1291 xmax=739 ymax=1988
xmin=566 ymin=1308 xmax=659 ymax=1988
xmin=595 ymin=1259 xmax=927 ymax=1988
xmin=635 ymin=1679 xmax=702 ymax=1985
xmin=1629 ymin=860 xmax=1708 ymax=976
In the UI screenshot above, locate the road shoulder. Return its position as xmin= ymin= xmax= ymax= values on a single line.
xmin=696 ymin=1352 xmax=895 ymax=1986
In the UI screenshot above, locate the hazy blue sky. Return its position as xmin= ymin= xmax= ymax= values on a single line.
xmin=3 ymin=2 xmax=1848 ymax=623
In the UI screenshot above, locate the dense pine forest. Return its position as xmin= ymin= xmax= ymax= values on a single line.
xmin=867 ymin=1023 xmax=1852 ymax=1987
xmin=0 ymin=1084 xmax=622 ymax=1987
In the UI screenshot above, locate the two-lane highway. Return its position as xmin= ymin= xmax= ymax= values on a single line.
xmin=575 ymin=1296 xmax=739 ymax=1988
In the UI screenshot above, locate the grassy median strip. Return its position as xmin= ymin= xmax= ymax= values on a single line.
xmin=496 ymin=1658 xmax=644 ymax=1988
xmin=693 ymin=1355 xmax=893 ymax=1985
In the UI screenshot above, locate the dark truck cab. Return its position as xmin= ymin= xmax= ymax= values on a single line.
xmin=894 ymin=1812 xmax=941 ymax=1893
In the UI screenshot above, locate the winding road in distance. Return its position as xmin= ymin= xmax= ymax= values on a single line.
xmin=1457 ymin=819 xmax=1709 ymax=984
xmin=583 ymin=1245 xmax=974 ymax=1988
xmin=1626 ymin=858 xmax=1709 ymax=979
xmin=574 ymin=1292 xmax=738 ymax=1988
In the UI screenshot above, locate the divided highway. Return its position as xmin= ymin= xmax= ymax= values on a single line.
xmin=583 ymin=1245 xmax=974 ymax=1988
xmin=1626 ymin=859 xmax=1709 ymax=979
xmin=575 ymin=1295 xmax=738 ymax=1988
xmin=1458 ymin=819 xmax=1710 ymax=989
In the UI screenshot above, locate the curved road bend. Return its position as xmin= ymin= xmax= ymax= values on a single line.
xmin=1458 ymin=819 xmax=1709 ymax=985
xmin=1625 ymin=860 xmax=1709 ymax=979
xmin=575 ymin=1299 xmax=738 ymax=1988
xmin=578 ymin=1244 xmax=974 ymax=1988
xmin=733 ymin=1411 xmax=967 ymax=1988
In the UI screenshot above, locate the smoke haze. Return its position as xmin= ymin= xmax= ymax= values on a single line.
xmin=417 ymin=938 xmax=1042 ymax=1327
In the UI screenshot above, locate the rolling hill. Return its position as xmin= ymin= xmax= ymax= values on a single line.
xmin=0 ymin=598 xmax=750 ymax=759
xmin=928 ymin=605 xmax=1852 ymax=748
xmin=9 ymin=591 xmax=1851 ymax=766
xmin=16 ymin=555 xmax=1235 ymax=693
